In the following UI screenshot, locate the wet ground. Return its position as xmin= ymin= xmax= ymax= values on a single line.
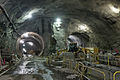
xmin=1 ymin=57 xmax=120 ymax=80
xmin=0 ymin=57 xmax=79 ymax=80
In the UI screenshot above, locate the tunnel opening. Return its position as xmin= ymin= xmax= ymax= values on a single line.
xmin=16 ymin=32 xmax=44 ymax=57
xmin=67 ymin=32 xmax=89 ymax=48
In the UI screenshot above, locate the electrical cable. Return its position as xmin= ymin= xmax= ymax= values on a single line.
xmin=0 ymin=4 xmax=21 ymax=36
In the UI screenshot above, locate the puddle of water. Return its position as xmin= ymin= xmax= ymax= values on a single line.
xmin=13 ymin=61 xmax=36 ymax=74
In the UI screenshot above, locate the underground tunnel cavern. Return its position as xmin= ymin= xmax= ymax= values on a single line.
xmin=0 ymin=0 xmax=120 ymax=80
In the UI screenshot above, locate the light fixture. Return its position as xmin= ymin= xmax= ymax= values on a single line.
xmin=109 ymin=4 xmax=120 ymax=13
xmin=78 ymin=24 xmax=89 ymax=31
xmin=28 ymin=42 xmax=34 ymax=46
xmin=56 ymin=18 xmax=61 ymax=22
xmin=54 ymin=18 xmax=62 ymax=28
xmin=26 ymin=13 xmax=32 ymax=19
xmin=24 ymin=8 xmax=40 ymax=19
xmin=24 ymin=12 xmax=32 ymax=19
xmin=23 ymin=48 xmax=27 ymax=53
xmin=20 ymin=40 xmax=24 ymax=44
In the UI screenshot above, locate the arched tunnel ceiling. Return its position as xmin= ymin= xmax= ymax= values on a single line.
xmin=0 ymin=0 xmax=120 ymax=49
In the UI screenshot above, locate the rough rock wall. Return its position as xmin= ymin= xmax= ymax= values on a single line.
xmin=1 ymin=0 xmax=120 ymax=51
xmin=52 ymin=19 xmax=69 ymax=50
xmin=0 ymin=15 xmax=53 ymax=56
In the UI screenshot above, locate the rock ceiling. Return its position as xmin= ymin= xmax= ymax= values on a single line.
xmin=0 ymin=0 xmax=120 ymax=49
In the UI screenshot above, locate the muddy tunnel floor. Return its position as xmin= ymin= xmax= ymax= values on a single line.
xmin=0 ymin=57 xmax=79 ymax=80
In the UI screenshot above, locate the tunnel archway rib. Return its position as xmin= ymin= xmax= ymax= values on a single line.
xmin=16 ymin=32 xmax=44 ymax=57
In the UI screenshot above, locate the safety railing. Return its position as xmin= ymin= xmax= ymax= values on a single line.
xmin=46 ymin=49 xmax=110 ymax=80
xmin=73 ymin=60 xmax=106 ymax=80
xmin=98 ymin=55 xmax=120 ymax=67
xmin=56 ymin=48 xmax=120 ymax=67
xmin=46 ymin=54 xmax=107 ymax=80
xmin=73 ymin=61 xmax=90 ymax=80
xmin=82 ymin=53 xmax=120 ymax=67
xmin=66 ymin=59 xmax=105 ymax=80
xmin=113 ymin=71 xmax=120 ymax=80
xmin=73 ymin=61 xmax=106 ymax=80
xmin=49 ymin=55 xmax=90 ymax=80
xmin=87 ymin=67 xmax=106 ymax=80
